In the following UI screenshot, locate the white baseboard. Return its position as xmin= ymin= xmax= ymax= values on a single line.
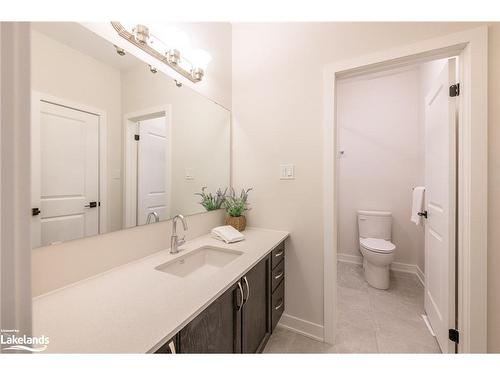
xmin=415 ymin=265 xmax=425 ymax=287
xmin=337 ymin=252 xmax=425 ymax=287
xmin=277 ymin=313 xmax=324 ymax=342
xmin=337 ymin=253 xmax=363 ymax=264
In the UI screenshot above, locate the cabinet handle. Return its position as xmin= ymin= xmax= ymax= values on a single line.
xmin=168 ymin=340 xmax=176 ymax=354
xmin=275 ymin=299 xmax=284 ymax=311
xmin=274 ymin=271 xmax=284 ymax=280
xmin=243 ymin=276 xmax=250 ymax=304
xmin=274 ymin=251 xmax=284 ymax=258
xmin=237 ymin=282 xmax=244 ymax=310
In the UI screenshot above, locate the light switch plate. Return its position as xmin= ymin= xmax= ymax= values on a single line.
xmin=280 ymin=164 xmax=295 ymax=180
xmin=112 ymin=169 xmax=121 ymax=180
xmin=185 ymin=168 xmax=194 ymax=180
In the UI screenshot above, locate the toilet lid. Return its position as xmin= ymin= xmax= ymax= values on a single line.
xmin=360 ymin=238 xmax=396 ymax=253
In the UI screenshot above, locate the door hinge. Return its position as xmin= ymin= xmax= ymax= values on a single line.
xmin=32 ymin=207 xmax=41 ymax=216
xmin=134 ymin=134 xmax=140 ymax=141
xmin=417 ymin=210 xmax=428 ymax=219
xmin=449 ymin=83 xmax=460 ymax=97
xmin=449 ymin=328 xmax=459 ymax=343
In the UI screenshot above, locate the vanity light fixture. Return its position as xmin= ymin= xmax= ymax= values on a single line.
xmin=111 ymin=22 xmax=209 ymax=83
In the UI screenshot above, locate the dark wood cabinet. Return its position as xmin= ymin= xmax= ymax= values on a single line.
xmin=159 ymin=239 xmax=286 ymax=354
xmin=154 ymin=336 xmax=179 ymax=353
xmin=270 ymin=242 xmax=285 ymax=332
xmin=178 ymin=282 xmax=242 ymax=353
xmin=271 ymin=279 xmax=285 ymax=331
xmin=241 ymin=256 xmax=271 ymax=353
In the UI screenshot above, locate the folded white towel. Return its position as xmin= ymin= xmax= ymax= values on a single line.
xmin=411 ymin=187 xmax=426 ymax=225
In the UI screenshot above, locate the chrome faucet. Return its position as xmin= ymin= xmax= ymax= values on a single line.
xmin=146 ymin=211 xmax=160 ymax=224
xmin=170 ymin=214 xmax=188 ymax=254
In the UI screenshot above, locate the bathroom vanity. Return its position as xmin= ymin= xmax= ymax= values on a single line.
xmin=28 ymin=22 xmax=287 ymax=354
xmin=32 ymin=228 xmax=288 ymax=353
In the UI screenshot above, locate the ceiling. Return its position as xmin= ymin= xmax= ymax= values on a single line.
xmin=31 ymin=22 xmax=142 ymax=72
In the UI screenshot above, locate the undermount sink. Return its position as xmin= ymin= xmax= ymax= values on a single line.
xmin=155 ymin=246 xmax=243 ymax=278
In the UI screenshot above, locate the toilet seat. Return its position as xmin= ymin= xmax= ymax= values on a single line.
xmin=359 ymin=237 xmax=395 ymax=254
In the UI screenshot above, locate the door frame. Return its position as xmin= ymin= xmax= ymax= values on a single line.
xmin=123 ymin=105 xmax=172 ymax=228
xmin=323 ymin=26 xmax=488 ymax=353
xmin=31 ymin=91 xmax=108 ymax=237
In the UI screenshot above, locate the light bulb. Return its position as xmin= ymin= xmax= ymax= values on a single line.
xmin=149 ymin=25 xmax=190 ymax=51
xmin=184 ymin=48 xmax=212 ymax=71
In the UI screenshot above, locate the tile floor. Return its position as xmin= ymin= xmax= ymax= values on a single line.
xmin=263 ymin=262 xmax=441 ymax=353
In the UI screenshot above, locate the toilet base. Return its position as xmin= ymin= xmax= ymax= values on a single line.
xmin=364 ymin=260 xmax=390 ymax=289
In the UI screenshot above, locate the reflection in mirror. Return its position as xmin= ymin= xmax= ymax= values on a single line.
xmin=30 ymin=22 xmax=230 ymax=248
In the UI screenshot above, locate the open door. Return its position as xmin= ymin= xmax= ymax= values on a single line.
xmin=424 ymin=58 xmax=458 ymax=353
xmin=136 ymin=116 xmax=170 ymax=225
xmin=31 ymin=100 xmax=99 ymax=247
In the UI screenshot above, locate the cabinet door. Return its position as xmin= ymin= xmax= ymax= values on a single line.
xmin=241 ymin=256 xmax=271 ymax=353
xmin=179 ymin=282 xmax=242 ymax=353
xmin=154 ymin=336 xmax=178 ymax=354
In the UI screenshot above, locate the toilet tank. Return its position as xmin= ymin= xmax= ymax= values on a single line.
xmin=357 ymin=210 xmax=392 ymax=240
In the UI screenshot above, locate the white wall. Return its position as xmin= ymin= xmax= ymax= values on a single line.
xmin=337 ymin=67 xmax=424 ymax=267
xmin=31 ymin=29 xmax=124 ymax=232
xmin=0 ymin=22 xmax=32 ymax=347
xmin=488 ymin=23 xmax=500 ymax=353
xmin=231 ymin=22 xmax=492 ymax=340
xmin=121 ymin=64 xmax=230 ymax=217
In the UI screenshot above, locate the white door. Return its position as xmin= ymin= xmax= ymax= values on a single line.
xmin=424 ymin=58 xmax=457 ymax=353
xmin=31 ymin=101 xmax=99 ymax=247
xmin=137 ymin=116 xmax=170 ymax=225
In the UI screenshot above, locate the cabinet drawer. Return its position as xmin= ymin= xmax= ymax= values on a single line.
xmin=271 ymin=242 xmax=285 ymax=269
xmin=271 ymin=280 xmax=285 ymax=331
xmin=271 ymin=260 xmax=285 ymax=292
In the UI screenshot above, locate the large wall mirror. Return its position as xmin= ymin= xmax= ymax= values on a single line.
xmin=30 ymin=22 xmax=230 ymax=248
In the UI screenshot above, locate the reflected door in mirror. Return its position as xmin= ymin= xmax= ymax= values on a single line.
xmin=137 ymin=116 xmax=171 ymax=225
xmin=31 ymin=101 xmax=100 ymax=247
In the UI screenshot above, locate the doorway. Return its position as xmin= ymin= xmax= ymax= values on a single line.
xmin=123 ymin=107 xmax=172 ymax=228
xmin=335 ymin=57 xmax=458 ymax=353
xmin=31 ymin=94 xmax=107 ymax=247
xmin=323 ymin=27 xmax=488 ymax=353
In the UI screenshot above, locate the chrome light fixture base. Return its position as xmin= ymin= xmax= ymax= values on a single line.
xmin=190 ymin=67 xmax=204 ymax=82
xmin=166 ymin=49 xmax=181 ymax=65
xmin=133 ymin=24 xmax=150 ymax=45
xmin=111 ymin=22 xmax=202 ymax=83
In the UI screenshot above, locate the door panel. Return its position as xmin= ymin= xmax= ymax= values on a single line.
xmin=137 ymin=116 xmax=170 ymax=225
xmin=179 ymin=283 xmax=241 ymax=353
xmin=424 ymin=58 xmax=457 ymax=353
xmin=242 ymin=257 xmax=270 ymax=353
xmin=32 ymin=101 xmax=99 ymax=246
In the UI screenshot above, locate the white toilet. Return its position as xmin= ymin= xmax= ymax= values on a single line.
xmin=357 ymin=210 xmax=396 ymax=289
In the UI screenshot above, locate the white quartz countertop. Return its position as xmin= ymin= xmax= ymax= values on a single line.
xmin=32 ymin=227 xmax=289 ymax=353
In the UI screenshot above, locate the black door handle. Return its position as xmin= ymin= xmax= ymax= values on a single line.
xmin=417 ymin=211 xmax=428 ymax=219
xmin=84 ymin=201 xmax=97 ymax=208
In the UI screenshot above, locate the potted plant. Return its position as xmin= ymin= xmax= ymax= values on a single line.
xmin=224 ymin=187 xmax=252 ymax=231
xmin=195 ymin=187 xmax=227 ymax=211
